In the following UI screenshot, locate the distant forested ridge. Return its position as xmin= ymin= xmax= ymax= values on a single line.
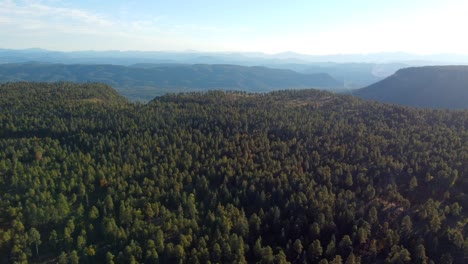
xmin=355 ymin=66 xmax=468 ymax=109
xmin=0 ymin=63 xmax=341 ymax=101
xmin=0 ymin=82 xmax=466 ymax=263
xmin=0 ymin=48 xmax=410 ymax=90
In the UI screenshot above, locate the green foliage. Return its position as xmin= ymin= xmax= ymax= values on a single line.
xmin=0 ymin=83 xmax=466 ymax=263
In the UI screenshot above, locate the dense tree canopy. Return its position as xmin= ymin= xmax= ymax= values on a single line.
xmin=0 ymin=82 xmax=466 ymax=263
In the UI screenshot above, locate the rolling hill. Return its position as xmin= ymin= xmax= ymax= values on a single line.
xmin=354 ymin=66 xmax=468 ymax=109
xmin=0 ymin=49 xmax=424 ymax=90
xmin=0 ymin=63 xmax=341 ymax=100
xmin=0 ymin=82 xmax=466 ymax=263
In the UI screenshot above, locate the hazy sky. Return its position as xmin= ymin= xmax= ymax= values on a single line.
xmin=1 ymin=0 xmax=467 ymax=55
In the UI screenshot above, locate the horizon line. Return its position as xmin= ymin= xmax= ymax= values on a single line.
xmin=3 ymin=47 xmax=468 ymax=57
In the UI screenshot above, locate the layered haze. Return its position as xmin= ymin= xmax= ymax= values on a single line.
xmin=1 ymin=0 xmax=468 ymax=55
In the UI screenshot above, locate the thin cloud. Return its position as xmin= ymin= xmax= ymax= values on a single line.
xmin=4 ymin=0 xmax=466 ymax=54
xmin=0 ymin=0 xmax=114 ymax=29
xmin=0 ymin=0 xmax=244 ymax=51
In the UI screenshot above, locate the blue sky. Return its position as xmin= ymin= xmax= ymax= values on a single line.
xmin=1 ymin=0 xmax=467 ymax=55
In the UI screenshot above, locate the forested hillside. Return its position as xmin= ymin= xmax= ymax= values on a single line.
xmin=0 ymin=64 xmax=340 ymax=101
xmin=0 ymin=82 xmax=466 ymax=263
xmin=355 ymin=66 xmax=468 ymax=109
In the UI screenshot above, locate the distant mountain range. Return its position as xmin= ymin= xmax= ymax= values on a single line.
xmin=354 ymin=66 xmax=468 ymax=109
xmin=4 ymin=48 xmax=468 ymax=89
xmin=2 ymin=48 xmax=468 ymax=64
xmin=2 ymin=49 xmax=468 ymax=105
xmin=0 ymin=63 xmax=341 ymax=101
